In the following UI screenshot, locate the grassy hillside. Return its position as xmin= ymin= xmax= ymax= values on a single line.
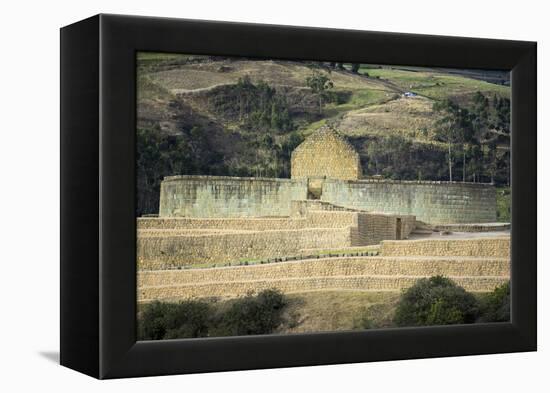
xmin=136 ymin=53 xmax=511 ymax=215
xmin=360 ymin=66 xmax=510 ymax=102
xmin=279 ymin=291 xmax=399 ymax=333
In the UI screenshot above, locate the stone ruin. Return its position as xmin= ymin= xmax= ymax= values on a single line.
xmin=158 ymin=126 xmax=497 ymax=224
xmin=136 ymin=126 xmax=508 ymax=301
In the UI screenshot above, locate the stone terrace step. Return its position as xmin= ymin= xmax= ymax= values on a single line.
xmin=138 ymin=275 xmax=509 ymax=301
xmin=432 ymin=222 xmax=511 ymax=232
xmin=138 ymin=256 xmax=509 ymax=287
xmin=380 ymin=237 xmax=510 ymax=258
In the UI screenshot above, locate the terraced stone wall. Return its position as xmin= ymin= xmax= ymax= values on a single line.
xmin=137 ymin=255 xmax=510 ymax=301
xmin=137 ymin=210 xmax=416 ymax=270
xmin=380 ymin=237 xmax=510 ymax=258
xmin=137 ymin=227 xmax=353 ymax=270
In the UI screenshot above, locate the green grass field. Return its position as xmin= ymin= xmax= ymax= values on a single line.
xmin=360 ymin=67 xmax=510 ymax=101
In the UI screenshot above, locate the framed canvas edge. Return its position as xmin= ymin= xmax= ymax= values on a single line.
xmin=61 ymin=14 xmax=537 ymax=379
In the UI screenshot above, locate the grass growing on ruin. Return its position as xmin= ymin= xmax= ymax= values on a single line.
xmin=298 ymin=245 xmax=380 ymax=257
xmin=176 ymin=246 xmax=382 ymax=270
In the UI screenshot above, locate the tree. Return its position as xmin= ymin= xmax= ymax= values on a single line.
xmin=433 ymin=100 xmax=460 ymax=181
xmin=455 ymin=107 xmax=475 ymax=182
xmin=305 ymin=70 xmax=334 ymax=114
xmin=394 ymin=276 xmax=479 ymax=327
xmin=211 ymin=289 xmax=287 ymax=336
xmin=351 ymin=63 xmax=361 ymax=73
xmin=138 ymin=300 xmax=212 ymax=340
xmin=477 ymin=281 xmax=510 ymax=323
xmin=469 ymin=91 xmax=510 ymax=184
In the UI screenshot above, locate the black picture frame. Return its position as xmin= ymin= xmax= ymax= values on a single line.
xmin=60 ymin=14 xmax=537 ymax=379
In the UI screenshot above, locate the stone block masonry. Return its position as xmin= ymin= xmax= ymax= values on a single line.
xmin=380 ymin=237 xmax=510 ymax=258
xmin=137 ymin=211 xmax=416 ymax=270
xmin=137 ymin=227 xmax=352 ymax=270
xmin=321 ymin=178 xmax=496 ymax=224
xmin=156 ymin=126 xmax=499 ymax=224
xmin=139 ymin=257 xmax=510 ymax=287
xmin=137 ymin=236 xmax=510 ymax=301
xmin=158 ymin=176 xmax=496 ymax=224
xmin=291 ymin=127 xmax=362 ymax=181
xmin=159 ymin=175 xmax=308 ymax=218
xmin=139 ymin=276 xmax=509 ymax=301
xmin=137 ymin=255 xmax=509 ymax=301
xmin=138 ymin=216 xmax=308 ymax=231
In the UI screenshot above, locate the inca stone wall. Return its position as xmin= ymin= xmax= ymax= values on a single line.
xmin=289 ymin=199 xmax=358 ymax=217
xmin=137 ymin=246 xmax=510 ymax=301
xmin=352 ymin=213 xmax=416 ymax=245
xmin=137 ymin=237 xmax=510 ymax=301
xmin=158 ymin=176 xmax=496 ymax=224
xmin=291 ymin=127 xmax=362 ymax=181
xmin=138 ymin=216 xmax=308 ymax=231
xmin=139 ymin=276 xmax=509 ymax=301
xmin=138 ymin=227 xmax=352 ymax=270
xmin=137 ymin=210 xmax=415 ymax=270
xmin=159 ymin=175 xmax=308 ymax=218
xmin=156 ymin=126 xmax=498 ymax=224
xmin=321 ymin=179 xmax=496 ymax=224
xmin=139 ymin=257 xmax=510 ymax=287
xmin=380 ymin=237 xmax=510 ymax=258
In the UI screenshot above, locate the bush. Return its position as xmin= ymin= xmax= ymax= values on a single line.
xmin=138 ymin=300 xmax=212 ymax=340
xmin=138 ymin=289 xmax=289 ymax=340
xmin=213 ymin=289 xmax=287 ymax=336
xmin=393 ymin=276 xmax=479 ymax=327
xmin=477 ymin=281 xmax=510 ymax=323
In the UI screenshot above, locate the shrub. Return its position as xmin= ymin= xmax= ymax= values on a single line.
xmin=138 ymin=300 xmax=212 ymax=340
xmin=477 ymin=281 xmax=510 ymax=323
xmin=213 ymin=289 xmax=287 ymax=336
xmin=138 ymin=290 xmax=290 ymax=340
xmin=393 ymin=276 xmax=479 ymax=327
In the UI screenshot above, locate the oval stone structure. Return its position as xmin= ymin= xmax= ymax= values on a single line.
xmin=157 ymin=126 xmax=496 ymax=224
xmin=291 ymin=126 xmax=362 ymax=181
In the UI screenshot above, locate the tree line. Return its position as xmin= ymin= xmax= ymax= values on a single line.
xmin=433 ymin=92 xmax=510 ymax=184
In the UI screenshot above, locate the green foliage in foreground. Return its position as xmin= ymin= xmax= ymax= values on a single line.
xmin=391 ymin=277 xmax=510 ymax=327
xmin=393 ymin=276 xmax=480 ymax=326
xmin=138 ymin=300 xmax=212 ymax=340
xmin=477 ymin=281 xmax=510 ymax=323
xmin=138 ymin=289 xmax=288 ymax=340
xmin=211 ymin=289 xmax=287 ymax=336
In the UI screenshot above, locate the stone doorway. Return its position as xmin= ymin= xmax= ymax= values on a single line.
xmin=307 ymin=177 xmax=324 ymax=200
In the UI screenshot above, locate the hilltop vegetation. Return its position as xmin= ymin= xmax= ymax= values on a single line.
xmin=136 ymin=53 xmax=510 ymax=216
